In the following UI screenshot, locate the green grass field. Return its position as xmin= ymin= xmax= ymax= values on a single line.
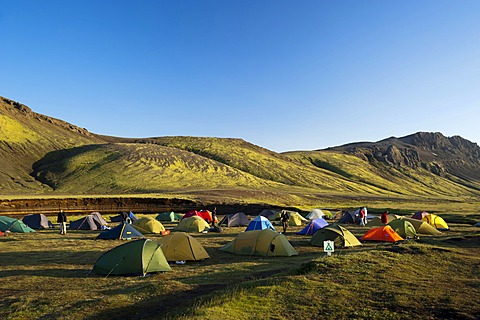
xmin=1 ymin=212 xmax=479 ymax=320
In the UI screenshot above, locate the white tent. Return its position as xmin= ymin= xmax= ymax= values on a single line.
xmin=306 ymin=209 xmax=325 ymax=220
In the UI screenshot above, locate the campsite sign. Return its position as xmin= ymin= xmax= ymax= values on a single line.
xmin=323 ymin=240 xmax=334 ymax=256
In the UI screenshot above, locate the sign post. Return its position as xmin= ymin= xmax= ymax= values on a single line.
xmin=323 ymin=240 xmax=334 ymax=256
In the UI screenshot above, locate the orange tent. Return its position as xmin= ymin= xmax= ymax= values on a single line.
xmin=360 ymin=225 xmax=404 ymax=242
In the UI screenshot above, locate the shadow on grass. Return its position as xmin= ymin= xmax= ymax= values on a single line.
xmin=0 ymin=267 xmax=91 ymax=278
xmin=0 ymin=250 xmax=101 ymax=267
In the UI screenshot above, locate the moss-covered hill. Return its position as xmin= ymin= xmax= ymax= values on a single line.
xmin=1 ymin=95 xmax=480 ymax=207
xmin=0 ymin=97 xmax=104 ymax=194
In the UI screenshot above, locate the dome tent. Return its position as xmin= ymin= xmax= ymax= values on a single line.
xmin=220 ymin=229 xmax=298 ymax=257
xmin=310 ymin=224 xmax=361 ymax=248
xmin=288 ymin=212 xmax=308 ymax=226
xmin=399 ymin=217 xmax=441 ymax=235
xmin=158 ymin=232 xmax=210 ymax=261
xmin=306 ymin=209 xmax=325 ymax=220
xmin=91 ymin=239 xmax=171 ymax=276
xmin=174 ymin=216 xmax=210 ymax=233
xmin=245 ymin=216 xmax=275 ymax=232
xmin=387 ymin=219 xmax=417 ymax=238
xmin=0 ymin=216 xmax=35 ymax=233
xmin=182 ymin=210 xmax=215 ymax=223
xmin=96 ymin=222 xmax=144 ymax=240
xmin=297 ymin=218 xmax=329 ymax=235
xmin=422 ymin=214 xmax=449 ymax=230
xmin=156 ymin=211 xmax=183 ymax=222
xmin=412 ymin=211 xmax=430 ymax=220
xmin=132 ymin=217 xmax=165 ymax=234
xmin=360 ymin=225 xmax=404 ymax=243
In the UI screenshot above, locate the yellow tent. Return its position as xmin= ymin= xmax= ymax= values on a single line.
xmin=157 ymin=232 xmax=210 ymax=261
xmin=288 ymin=212 xmax=308 ymax=226
xmin=174 ymin=216 xmax=210 ymax=233
xmin=132 ymin=217 xmax=165 ymax=234
xmin=422 ymin=214 xmax=449 ymax=230
xmin=399 ymin=217 xmax=441 ymax=235
xmin=220 ymin=229 xmax=298 ymax=257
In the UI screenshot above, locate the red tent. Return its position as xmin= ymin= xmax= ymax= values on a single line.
xmin=360 ymin=225 xmax=404 ymax=242
xmin=182 ymin=210 xmax=215 ymax=223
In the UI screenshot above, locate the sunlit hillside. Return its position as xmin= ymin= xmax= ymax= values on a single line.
xmin=0 ymin=97 xmax=103 ymax=193
xmin=1 ymin=96 xmax=480 ymax=210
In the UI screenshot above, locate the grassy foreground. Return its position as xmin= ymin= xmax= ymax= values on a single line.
xmin=1 ymin=213 xmax=479 ymax=320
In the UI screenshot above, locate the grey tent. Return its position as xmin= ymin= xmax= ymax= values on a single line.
xmin=70 ymin=215 xmax=103 ymax=230
xmin=338 ymin=211 xmax=356 ymax=224
xmin=219 ymin=212 xmax=250 ymax=227
xmin=259 ymin=209 xmax=277 ymax=220
xmin=22 ymin=214 xmax=54 ymax=229
xmin=91 ymin=212 xmax=108 ymax=227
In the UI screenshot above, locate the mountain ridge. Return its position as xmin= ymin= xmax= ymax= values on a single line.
xmin=1 ymin=95 xmax=479 ymax=207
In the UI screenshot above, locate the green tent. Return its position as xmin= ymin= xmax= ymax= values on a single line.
xmin=156 ymin=211 xmax=183 ymax=222
xmin=399 ymin=217 xmax=441 ymax=235
xmin=310 ymin=224 xmax=361 ymax=248
xmin=92 ymin=239 xmax=171 ymax=276
xmin=0 ymin=216 xmax=35 ymax=233
xmin=387 ymin=219 xmax=417 ymax=238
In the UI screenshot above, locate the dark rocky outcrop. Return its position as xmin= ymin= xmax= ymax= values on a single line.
xmin=329 ymin=132 xmax=480 ymax=180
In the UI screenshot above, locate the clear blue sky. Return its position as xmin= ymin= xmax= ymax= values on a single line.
xmin=1 ymin=1 xmax=479 ymax=152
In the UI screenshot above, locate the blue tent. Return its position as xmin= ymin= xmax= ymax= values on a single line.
xmin=245 ymin=216 xmax=275 ymax=232
xmin=96 ymin=222 xmax=144 ymax=240
xmin=297 ymin=218 xmax=329 ymax=235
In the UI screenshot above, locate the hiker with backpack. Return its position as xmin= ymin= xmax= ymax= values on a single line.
xmin=280 ymin=210 xmax=289 ymax=233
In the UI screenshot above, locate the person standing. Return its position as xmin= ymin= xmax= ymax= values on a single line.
xmin=280 ymin=210 xmax=289 ymax=233
xmin=211 ymin=207 xmax=218 ymax=227
xmin=358 ymin=208 xmax=366 ymax=226
xmin=363 ymin=207 xmax=368 ymax=225
xmin=381 ymin=210 xmax=389 ymax=224
xmin=57 ymin=209 xmax=67 ymax=235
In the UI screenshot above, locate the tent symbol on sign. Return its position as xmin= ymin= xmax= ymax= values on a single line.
xmin=323 ymin=240 xmax=334 ymax=256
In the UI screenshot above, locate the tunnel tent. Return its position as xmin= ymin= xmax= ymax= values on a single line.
xmin=22 ymin=214 xmax=54 ymax=229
